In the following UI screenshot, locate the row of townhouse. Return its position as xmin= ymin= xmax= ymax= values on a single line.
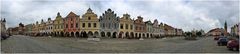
xmin=23 ymin=8 xmax=183 ymax=39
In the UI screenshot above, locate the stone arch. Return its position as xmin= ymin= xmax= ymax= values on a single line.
xmin=135 ymin=33 xmax=138 ymax=39
xmin=60 ymin=32 xmax=64 ymax=37
xmin=42 ymin=32 xmax=45 ymax=36
xmin=147 ymin=33 xmax=149 ymax=38
xmin=45 ymin=32 xmax=47 ymax=36
xmin=56 ymin=32 xmax=59 ymax=36
xmin=47 ymin=32 xmax=49 ymax=36
xmin=54 ymin=32 xmax=57 ymax=36
xmin=125 ymin=32 xmax=129 ymax=39
xmin=71 ymin=32 xmax=74 ymax=37
xmin=94 ymin=31 xmax=99 ymax=38
xmin=143 ymin=33 xmax=145 ymax=38
xmin=107 ymin=32 xmax=111 ymax=37
xmin=157 ymin=34 xmax=159 ymax=38
xmin=81 ymin=31 xmax=88 ymax=38
xmin=101 ymin=31 xmax=105 ymax=37
xmin=44 ymin=32 xmax=46 ymax=36
xmin=130 ymin=32 xmax=134 ymax=39
xmin=150 ymin=34 xmax=153 ymax=38
xmin=118 ymin=31 xmax=124 ymax=38
xmin=112 ymin=32 xmax=117 ymax=38
xmin=76 ymin=32 xmax=80 ymax=38
xmin=88 ymin=31 xmax=93 ymax=38
xmin=139 ymin=33 xmax=141 ymax=38
xmin=43 ymin=32 xmax=45 ymax=36
xmin=58 ymin=32 xmax=61 ymax=36
xmin=51 ymin=32 xmax=54 ymax=36
xmin=65 ymin=32 xmax=69 ymax=37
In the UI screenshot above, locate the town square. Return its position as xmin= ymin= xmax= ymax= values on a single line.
xmin=0 ymin=0 xmax=239 ymax=54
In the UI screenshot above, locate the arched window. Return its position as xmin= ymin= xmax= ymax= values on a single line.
xmin=88 ymin=17 xmax=91 ymax=20
xmin=66 ymin=24 xmax=68 ymax=28
xmin=94 ymin=23 xmax=96 ymax=28
xmin=82 ymin=23 xmax=85 ymax=28
xmin=88 ymin=23 xmax=91 ymax=27
xmin=125 ymin=24 xmax=128 ymax=29
xmin=76 ymin=23 xmax=78 ymax=28
xmin=120 ymin=24 xmax=123 ymax=29
xmin=71 ymin=23 xmax=73 ymax=28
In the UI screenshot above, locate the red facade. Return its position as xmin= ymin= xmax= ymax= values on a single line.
xmin=64 ymin=12 xmax=80 ymax=37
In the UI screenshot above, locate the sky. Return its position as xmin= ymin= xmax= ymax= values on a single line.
xmin=0 ymin=0 xmax=239 ymax=32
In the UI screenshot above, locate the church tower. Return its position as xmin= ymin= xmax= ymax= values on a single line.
xmin=224 ymin=21 xmax=228 ymax=35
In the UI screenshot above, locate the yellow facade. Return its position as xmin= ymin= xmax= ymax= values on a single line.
xmin=53 ymin=12 xmax=64 ymax=36
xmin=119 ymin=14 xmax=134 ymax=38
xmin=39 ymin=19 xmax=46 ymax=36
xmin=80 ymin=8 xmax=100 ymax=38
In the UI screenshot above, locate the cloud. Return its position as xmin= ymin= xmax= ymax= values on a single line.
xmin=1 ymin=0 xmax=239 ymax=32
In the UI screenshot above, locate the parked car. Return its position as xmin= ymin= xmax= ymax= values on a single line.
xmin=214 ymin=36 xmax=226 ymax=40
xmin=217 ymin=37 xmax=228 ymax=46
xmin=227 ymin=39 xmax=239 ymax=51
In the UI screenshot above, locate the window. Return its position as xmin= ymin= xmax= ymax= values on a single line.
xmin=82 ymin=23 xmax=85 ymax=28
xmin=88 ymin=17 xmax=91 ymax=20
xmin=103 ymin=23 xmax=105 ymax=28
xmin=71 ymin=24 xmax=73 ymax=28
xmin=60 ymin=25 xmax=62 ymax=29
xmin=140 ymin=27 xmax=142 ymax=30
xmin=88 ymin=23 xmax=91 ymax=27
xmin=135 ymin=27 xmax=137 ymax=30
xmin=114 ymin=23 xmax=117 ymax=29
xmin=94 ymin=23 xmax=96 ymax=27
xmin=66 ymin=24 xmax=68 ymax=28
xmin=108 ymin=23 xmax=111 ymax=28
xmin=130 ymin=25 xmax=133 ymax=30
xmin=120 ymin=24 xmax=123 ymax=29
xmin=55 ymin=26 xmax=58 ymax=29
xmin=125 ymin=24 xmax=128 ymax=29
xmin=58 ymin=25 xmax=60 ymax=29
xmin=76 ymin=23 xmax=78 ymax=28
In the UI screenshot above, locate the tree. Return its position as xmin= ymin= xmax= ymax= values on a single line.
xmin=196 ymin=31 xmax=202 ymax=36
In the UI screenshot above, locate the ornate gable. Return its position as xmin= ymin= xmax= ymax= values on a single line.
xmin=66 ymin=11 xmax=78 ymax=18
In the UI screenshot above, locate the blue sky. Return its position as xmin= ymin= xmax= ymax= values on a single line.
xmin=0 ymin=0 xmax=239 ymax=32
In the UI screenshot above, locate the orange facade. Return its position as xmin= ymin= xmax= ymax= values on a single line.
xmin=134 ymin=16 xmax=146 ymax=32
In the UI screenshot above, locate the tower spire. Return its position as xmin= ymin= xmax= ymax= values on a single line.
xmin=57 ymin=12 xmax=60 ymax=16
xmin=3 ymin=18 xmax=6 ymax=22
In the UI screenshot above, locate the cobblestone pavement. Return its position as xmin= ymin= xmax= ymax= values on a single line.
xmin=1 ymin=35 xmax=239 ymax=53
